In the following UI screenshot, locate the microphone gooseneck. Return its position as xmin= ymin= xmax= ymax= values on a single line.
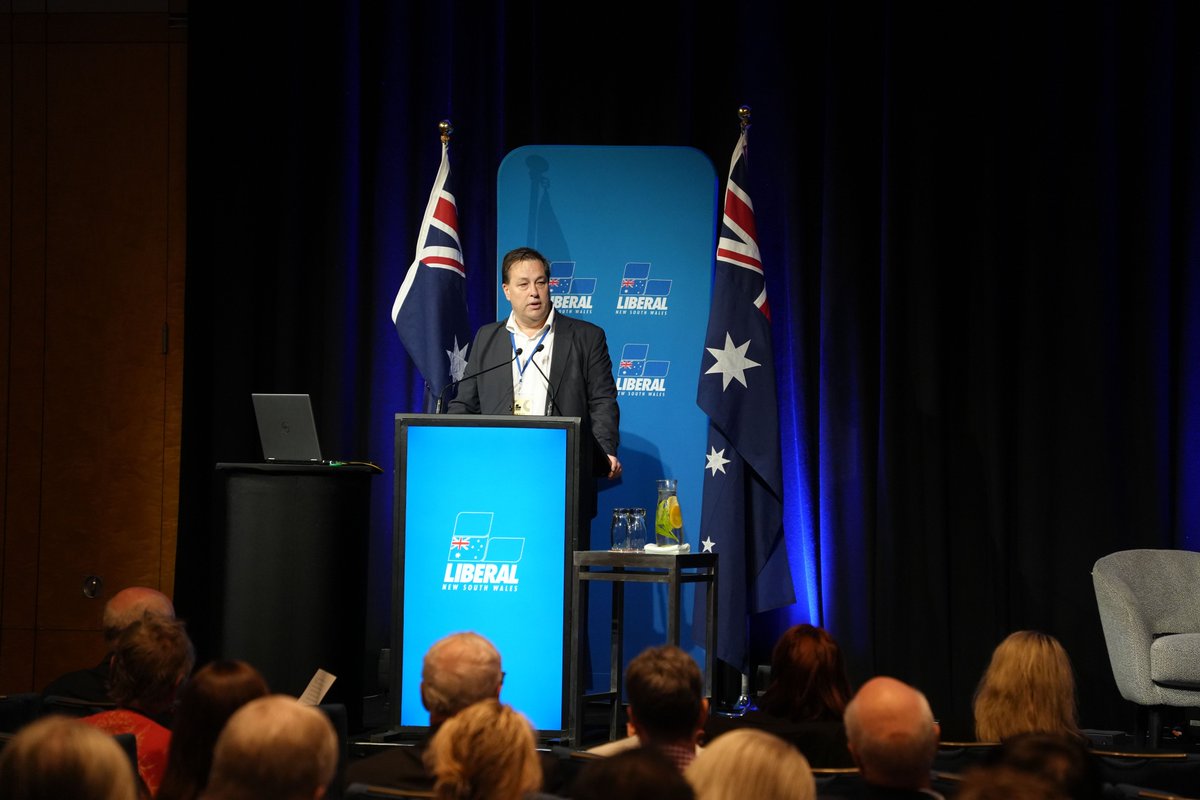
xmin=435 ymin=347 xmax=523 ymax=414
xmin=527 ymin=344 xmax=561 ymax=416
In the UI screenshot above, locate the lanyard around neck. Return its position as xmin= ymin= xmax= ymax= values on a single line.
xmin=510 ymin=327 xmax=551 ymax=380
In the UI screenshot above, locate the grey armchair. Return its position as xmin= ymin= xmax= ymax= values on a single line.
xmin=1092 ymin=548 xmax=1200 ymax=748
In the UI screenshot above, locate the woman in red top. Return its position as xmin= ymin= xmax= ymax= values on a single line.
xmin=82 ymin=612 xmax=195 ymax=796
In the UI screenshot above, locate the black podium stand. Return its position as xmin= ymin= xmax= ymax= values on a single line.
xmin=215 ymin=462 xmax=375 ymax=735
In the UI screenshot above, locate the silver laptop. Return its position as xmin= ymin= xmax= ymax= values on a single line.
xmin=251 ymin=393 xmax=324 ymax=463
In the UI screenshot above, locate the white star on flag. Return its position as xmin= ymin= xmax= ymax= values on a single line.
xmin=705 ymin=332 xmax=760 ymax=390
xmin=706 ymin=446 xmax=731 ymax=476
xmin=447 ymin=337 xmax=469 ymax=382
xmin=701 ymin=536 xmax=716 ymax=553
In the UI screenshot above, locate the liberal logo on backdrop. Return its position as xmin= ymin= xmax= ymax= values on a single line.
xmin=548 ymin=261 xmax=595 ymax=314
xmin=441 ymin=511 xmax=524 ymax=593
xmin=616 ymin=343 xmax=670 ymax=397
xmin=614 ymin=262 xmax=671 ymax=315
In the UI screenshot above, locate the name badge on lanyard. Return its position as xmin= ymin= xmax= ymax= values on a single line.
xmin=511 ymin=328 xmax=549 ymax=416
xmin=513 ymin=395 xmax=535 ymax=415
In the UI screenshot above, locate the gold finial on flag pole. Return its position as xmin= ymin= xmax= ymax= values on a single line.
xmin=439 ymin=119 xmax=453 ymax=144
xmin=738 ymin=105 xmax=751 ymax=133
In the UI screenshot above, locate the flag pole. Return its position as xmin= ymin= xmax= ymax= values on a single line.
xmin=427 ymin=119 xmax=453 ymax=409
xmin=736 ymin=102 xmax=754 ymax=714
xmin=392 ymin=116 xmax=472 ymax=413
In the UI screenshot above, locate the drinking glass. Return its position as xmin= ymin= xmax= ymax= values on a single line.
xmin=627 ymin=508 xmax=647 ymax=551
xmin=609 ymin=508 xmax=631 ymax=551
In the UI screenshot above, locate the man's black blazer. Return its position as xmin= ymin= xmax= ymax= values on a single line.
xmin=447 ymin=313 xmax=620 ymax=523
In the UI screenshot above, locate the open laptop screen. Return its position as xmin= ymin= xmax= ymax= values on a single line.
xmin=251 ymin=393 xmax=323 ymax=462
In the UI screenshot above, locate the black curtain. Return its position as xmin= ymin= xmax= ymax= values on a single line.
xmin=180 ymin=0 xmax=1200 ymax=737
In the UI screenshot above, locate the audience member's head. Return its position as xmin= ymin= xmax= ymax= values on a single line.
xmin=424 ymin=698 xmax=541 ymax=800
xmin=759 ymin=624 xmax=853 ymax=722
xmin=685 ymin=728 xmax=815 ymax=800
xmin=990 ymin=731 xmax=1103 ymax=800
xmin=843 ymin=676 xmax=940 ymax=790
xmin=157 ymin=660 xmax=271 ymax=800
xmin=0 ymin=714 xmax=138 ymax=800
xmin=203 ymin=694 xmax=337 ymax=800
xmin=955 ymin=764 xmax=1068 ymax=800
xmin=103 ymin=587 xmax=175 ymax=645
xmin=973 ymin=630 xmax=1082 ymax=743
xmin=107 ymin=612 xmax=195 ymax=715
xmin=624 ymin=644 xmax=707 ymax=748
xmin=570 ymin=748 xmax=694 ymax=800
xmin=420 ymin=631 xmax=504 ymax=725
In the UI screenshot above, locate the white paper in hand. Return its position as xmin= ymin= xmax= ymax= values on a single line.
xmin=298 ymin=668 xmax=337 ymax=706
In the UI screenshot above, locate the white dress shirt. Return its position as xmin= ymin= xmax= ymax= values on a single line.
xmin=505 ymin=309 xmax=556 ymax=415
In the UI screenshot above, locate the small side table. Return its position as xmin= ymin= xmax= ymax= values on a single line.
xmin=568 ymin=551 xmax=718 ymax=747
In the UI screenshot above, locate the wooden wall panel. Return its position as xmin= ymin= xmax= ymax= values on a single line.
xmin=162 ymin=41 xmax=186 ymax=600
xmin=33 ymin=629 xmax=107 ymax=693
xmin=0 ymin=9 xmax=11 ymax=650
xmin=2 ymin=34 xmax=48 ymax=687
xmin=0 ymin=8 xmax=18 ymax=691
xmin=0 ymin=629 xmax=36 ymax=691
xmin=39 ymin=41 xmax=170 ymax=632
xmin=1 ymin=7 xmax=185 ymax=693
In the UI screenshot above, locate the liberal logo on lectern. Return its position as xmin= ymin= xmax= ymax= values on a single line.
xmin=548 ymin=261 xmax=595 ymax=314
xmin=614 ymin=262 xmax=671 ymax=316
xmin=441 ymin=511 xmax=525 ymax=593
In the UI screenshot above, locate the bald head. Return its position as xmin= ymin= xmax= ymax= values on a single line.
xmin=420 ymin=632 xmax=503 ymax=725
xmin=843 ymin=676 xmax=940 ymax=790
xmin=103 ymin=587 xmax=174 ymax=642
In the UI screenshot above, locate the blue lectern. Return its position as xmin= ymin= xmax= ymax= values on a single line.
xmin=391 ymin=414 xmax=581 ymax=739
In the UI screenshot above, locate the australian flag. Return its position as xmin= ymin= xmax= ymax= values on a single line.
xmin=696 ymin=124 xmax=795 ymax=672
xmin=391 ymin=140 xmax=472 ymax=412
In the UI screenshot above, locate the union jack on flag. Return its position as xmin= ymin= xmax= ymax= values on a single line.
xmin=714 ymin=141 xmax=768 ymax=319
xmin=447 ymin=536 xmax=489 ymax=562
xmin=391 ymin=136 xmax=473 ymax=411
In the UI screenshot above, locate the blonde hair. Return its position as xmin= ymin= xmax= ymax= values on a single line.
xmin=973 ymin=631 xmax=1081 ymax=742
xmin=425 ymin=699 xmax=541 ymax=800
xmin=206 ymin=695 xmax=337 ymax=800
xmin=0 ymin=715 xmax=138 ymax=800
xmin=685 ymin=729 xmax=815 ymax=800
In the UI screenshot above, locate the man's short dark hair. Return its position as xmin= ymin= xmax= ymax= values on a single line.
xmin=992 ymin=732 xmax=1103 ymax=800
xmin=625 ymin=645 xmax=703 ymax=742
xmin=501 ymin=247 xmax=551 ymax=284
xmin=570 ymin=748 xmax=694 ymax=800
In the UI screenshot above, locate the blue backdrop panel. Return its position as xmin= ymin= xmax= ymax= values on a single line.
xmin=396 ymin=419 xmax=571 ymax=733
xmin=497 ymin=146 xmax=717 ymax=689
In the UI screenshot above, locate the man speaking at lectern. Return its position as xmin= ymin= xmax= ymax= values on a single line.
xmin=447 ymin=246 xmax=621 ymax=525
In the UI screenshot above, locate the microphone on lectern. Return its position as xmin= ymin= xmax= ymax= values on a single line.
xmin=435 ymin=348 xmax=523 ymax=414
xmin=526 ymin=344 xmax=562 ymax=416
